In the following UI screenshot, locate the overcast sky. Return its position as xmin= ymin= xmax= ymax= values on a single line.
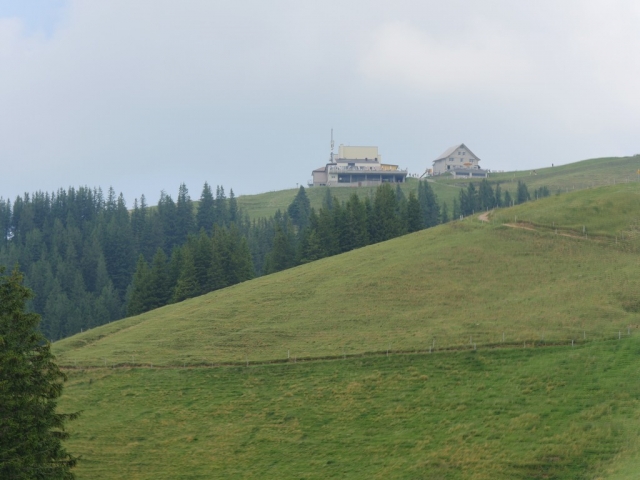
xmin=1 ymin=1 xmax=639 ymax=204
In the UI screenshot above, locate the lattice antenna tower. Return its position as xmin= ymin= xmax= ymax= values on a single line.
xmin=330 ymin=128 xmax=335 ymax=163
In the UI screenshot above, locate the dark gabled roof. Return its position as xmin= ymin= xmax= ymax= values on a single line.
xmin=433 ymin=143 xmax=481 ymax=162
xmin=313 ymin=166 xmax=327 ymax=173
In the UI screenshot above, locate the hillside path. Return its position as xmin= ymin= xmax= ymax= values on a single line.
xmin=479 ymin=210 xmax=591 ymax=241
xmin=478 ymin=211 xmax=491 ymax=222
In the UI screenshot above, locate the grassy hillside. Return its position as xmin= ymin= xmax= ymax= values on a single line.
xmin=54 ymin=182 xmax=640 ymax=478
xmin=236 ymin=178 xmax=462 ymax=220
xmin=59 ymin=338 xmax=640 ymax=479
xmin=435 ymin=155 xmax=640 ymax=198
xmin=53 ymin=184 xmax=640 ymax=368
xmin=492 ymin=182 xmax=640 ymax=241
xmin=236 ymin=156 xmax=640 ymax=221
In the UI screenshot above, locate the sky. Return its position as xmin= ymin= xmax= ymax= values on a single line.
xmin=1 ymin=0 xmax=639 ymax=204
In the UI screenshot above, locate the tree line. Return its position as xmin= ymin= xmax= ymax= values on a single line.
xmin=454 ymin=179 xmax=549 ymax=218
xmin=0 ymin=178 xmax=546 ymax=340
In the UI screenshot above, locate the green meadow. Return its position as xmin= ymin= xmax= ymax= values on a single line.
xmin=437 ymin=155 xmax=640 ymax=198
xmin=60 ymin=339 xmax=640 ymax=479
xmin=236 ymin=178 xmax=461 ymax=220
xmin=53 ymin=169 xmax=640 ymax=478
xmin=235 ymin=155 xmax=640 ymax=221
xmin=493 ymin=182 xmax=640 ymax=241
xmin=54 ymin=184 xmax=640 ymax=368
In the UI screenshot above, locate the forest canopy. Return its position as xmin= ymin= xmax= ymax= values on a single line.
xmin=0 ymin=179 xmax=543 ymax=341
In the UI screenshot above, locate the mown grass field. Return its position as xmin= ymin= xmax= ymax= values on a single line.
xmin=59 ymin=338 xmax=640 ymax=479
xmin=235 ymin=156 xmax=640 ymax=221
xmin=53 ymin=184 xmax=640 ymax=368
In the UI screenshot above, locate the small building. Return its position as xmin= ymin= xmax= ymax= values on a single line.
xmin=431 ymin=143 xmax=488 ymax=178
xmin=311 ymin=145 xmax=408 ymax=187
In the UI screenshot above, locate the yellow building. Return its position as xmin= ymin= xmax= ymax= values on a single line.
xmin=311 ymin=145 xmax=407 ymax=187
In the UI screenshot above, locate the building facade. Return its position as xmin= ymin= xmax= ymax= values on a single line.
xmin=311 ymin=145 xmax=408 ymax=187
xmin=431 ymin=144 xmax=488 ymax=178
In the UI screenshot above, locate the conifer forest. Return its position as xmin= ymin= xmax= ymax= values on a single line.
xmin=0 ymin=179 xmax=544 ymax=341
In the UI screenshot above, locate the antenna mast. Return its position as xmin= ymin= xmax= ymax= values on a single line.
xmin=330 ymin=128 xmax=335 ymax=163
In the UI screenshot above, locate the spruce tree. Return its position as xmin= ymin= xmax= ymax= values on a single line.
xmin=494 ymin=183 xmax=503 ymax=208
xmin=322 ymin=188 xmax=334 ymax=211
xmin=0 ymin=198 xmax=11 ymax=247
xmin=297 ymin=228 xmax=324 ymax=264
xmin=466 ymin=182 xmax=478 ymax=215
xmin=418 ymin=181 xmax=440 ymax=228
xmin=370 ymin=183 xmax=401 ymax=242
xmin=228 ymin=189 xmax=239 ymax=224
xmin=147 ymin=248 xmax=171 ymax=309
xmin=172 ymin=249 xmax=199 ymax=303
xmin=208 ymin=228 xmax=228 ymax=291
xmin=504 ymin=190 xmax=513 ymax=207
xmin=214 ymin=186 xmax=229 ymax=228
xmin=406 ymin=191 xmax=423 ymax=233
xmin=264 ymin=223 xmax=296 ymax=274
xmin=127 ymin=255 xmax=151 ymax=316
xmin=478 ymin=179 xmax=495 ymax=211
xmin=315 ymin=207 xmax=338 ymax=257
xmin=157 ymin=191 xmax=179 ymax=252
xmin=287 ymin=186 xmax=311 ymax=232
xmin=440 ymin=202 xmax=449 ymax=223
xmin=176 ymin=183 xmax=195 ymax=244
xmin=346 ymin=194 xmax=368 ymax=249
xmin=191 ymin=231 xmax=213 ymax=294
xmin=452 ymin=198 xmax=460 ymax=220
xmin=516 ymin=181 xmax=530 ymax=204
xmin=0 ymin=266 xmax=78 ymax=479
xmin=225 ymin=224 xmax=254 ymax=284
xmin=196 ymin=183 xmax=215 ymax=235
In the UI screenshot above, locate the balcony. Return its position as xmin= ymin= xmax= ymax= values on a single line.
xmin=327 ymin=166 xmax=408 ymax=174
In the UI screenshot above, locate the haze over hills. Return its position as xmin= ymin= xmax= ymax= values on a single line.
xmin=53 ymin=174 xmax=640 ymax=478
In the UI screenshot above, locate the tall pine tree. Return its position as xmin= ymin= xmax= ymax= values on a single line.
xmin=0 ymin=266 xmax=78 ymax=479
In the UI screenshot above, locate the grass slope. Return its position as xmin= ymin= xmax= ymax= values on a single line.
xmin=236 ymin=156 xmax=640 ymax=221
xmin=60 ymin=338 xmax=640 ymax=479
xmin=492 ymin=182 xmax=640 ymax=240
xmin=236 ymin=178 xmax=461 ymax=220
xmin=55 ymin=183 xmax=640 ymax=478
xmin=53 ymin=184 xmax=640 ymax=368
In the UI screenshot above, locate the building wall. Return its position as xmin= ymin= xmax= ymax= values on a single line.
xmin=433 ymin=145 xmax=479 ymax=174
xmin=328 ymin=171 xmax=406 ymax=186
xmin=312 ymin=170 xmax=328 ymax=185
xmin=338 ymin=145 xmax=381 ymax=161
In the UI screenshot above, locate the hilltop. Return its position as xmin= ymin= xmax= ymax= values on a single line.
xmin=53 ymin=178 xmax=640 ymax=479
xmin=236 ymin=155 xmax=640 ymax=220
xmin=54 ymin=183 xmax=640 ymax=367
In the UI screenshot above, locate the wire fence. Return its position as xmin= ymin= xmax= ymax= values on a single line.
xmin=59 ymin=179 xmax=640 ymax=370
xmin=60 ymin=325 xmax=638 ymax=370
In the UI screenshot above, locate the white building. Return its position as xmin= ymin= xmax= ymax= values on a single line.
xmin=432 ymin=143 xmax=487 ymax=178
xmin=311 ymin=145 xmax=408 ymax=187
